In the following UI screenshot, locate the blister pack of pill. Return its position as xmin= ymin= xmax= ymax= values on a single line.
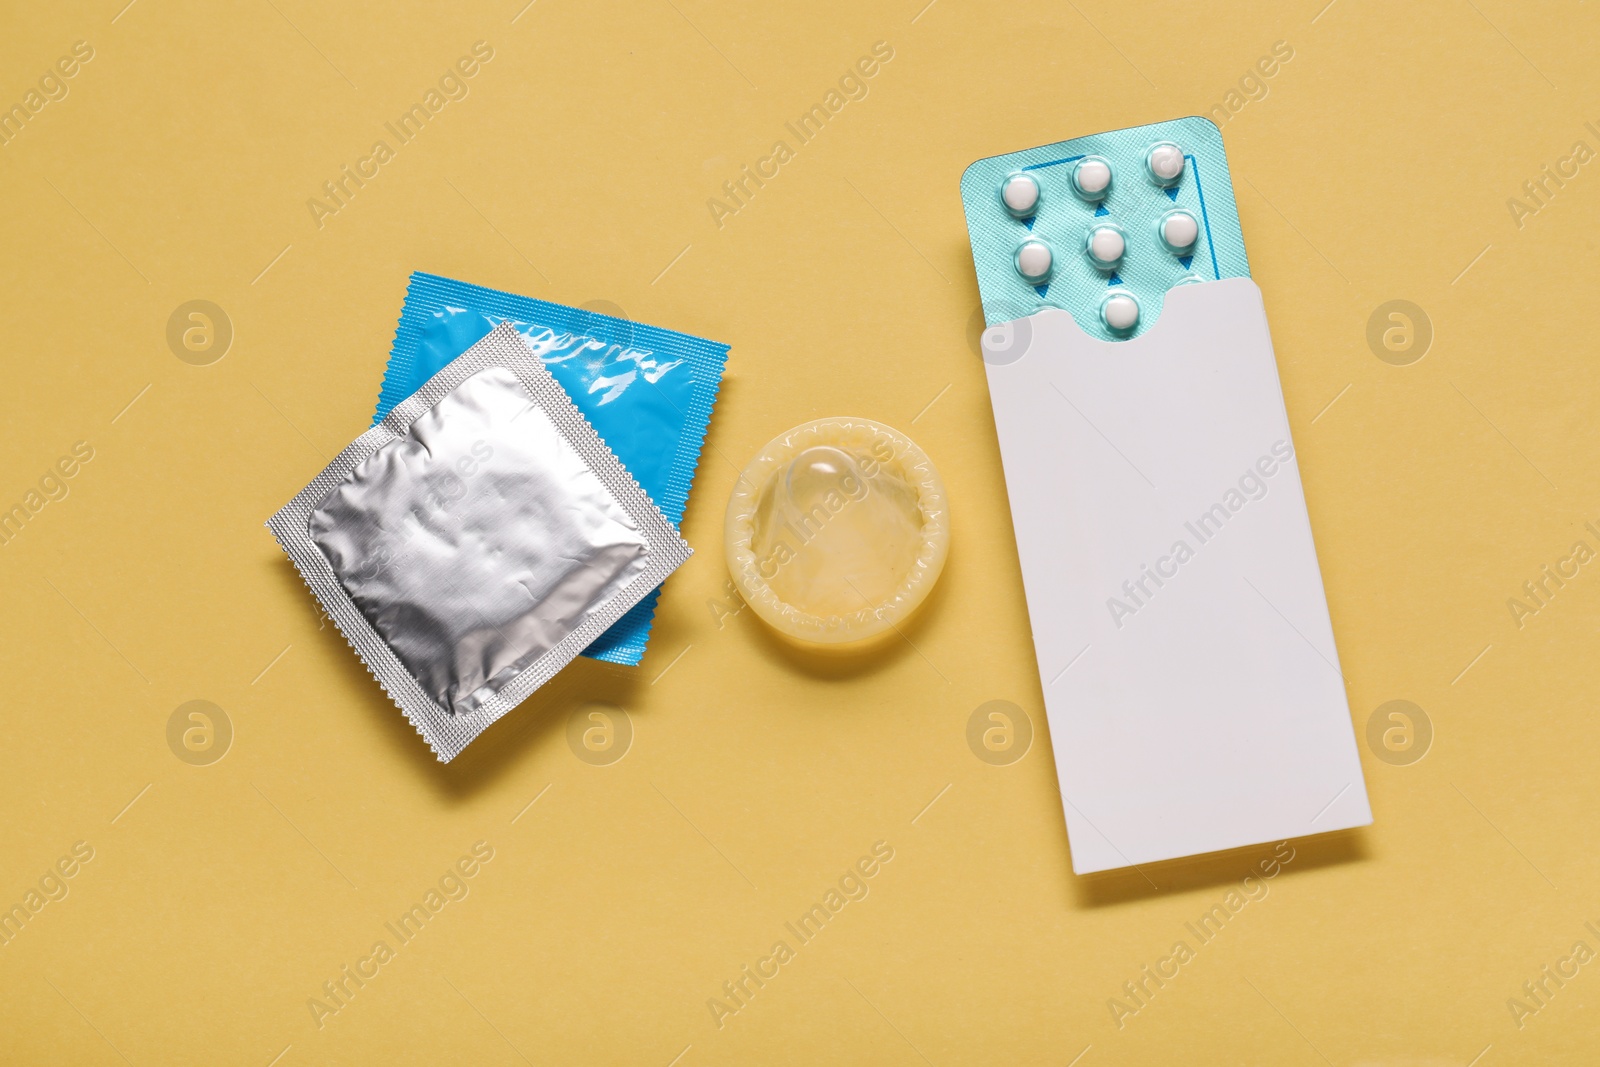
xmin=960 ymin=116 xmax=1248 ymax=341
xmin=959 ymin=117 xmax=1371 ymax=875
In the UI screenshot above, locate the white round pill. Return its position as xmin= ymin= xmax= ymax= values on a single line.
xmin=1015 ymin=239 xmax=1053 ymax=281
xmin=1160 ymin=210 xmax=1199 ymax=252
xmin=1001 ymin=172 xmax=1040 ymax=216
xmin=1086 ymin=225 xmax=1125 ymax=268
xmin=1072 ymin=157 xmax=1112 ymax=199
xmin=1102 ymin=292 xmax=1139 ymax=331
xmin=1147 ymin=142 xmax=1185 ymax=183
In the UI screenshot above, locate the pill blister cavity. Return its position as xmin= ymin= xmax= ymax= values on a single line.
xmin=1158 ymin=209 xmax=1199 ymax=254
xmin=1071 ymin=157 xmax=1112 ymax=201
xmin=1015 ymin=239 xmax=1053 ymax=282
xmin=1085 ymin=224 xmax=1126 ymax=270
xmin=1000 ymin=172 xmax=1040 ymax=217
xmin=1101 ymin=291 xmax=1139 ymax=332
xmin=1146 ymin=142 xmax=1184 ymax=185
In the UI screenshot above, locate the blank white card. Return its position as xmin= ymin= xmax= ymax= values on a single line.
xmin=982 ymin=278 xmax=1371 ymax=874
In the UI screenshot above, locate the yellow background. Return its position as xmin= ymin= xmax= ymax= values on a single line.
xmin=3 ymin=0 xmax=1598 ymax=1063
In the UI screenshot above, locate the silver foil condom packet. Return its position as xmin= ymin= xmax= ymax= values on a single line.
xmin=267 ymin=322 xmax=691 ymax=761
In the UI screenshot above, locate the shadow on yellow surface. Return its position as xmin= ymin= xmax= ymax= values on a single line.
xmin=1073 ymin=827 xmax=1371 ymax=909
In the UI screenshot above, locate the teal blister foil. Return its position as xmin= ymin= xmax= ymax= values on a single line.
xmin=374 ymin=272 xmax=729 ymax=666
xmin=960 ymin=116 xmax=1248 ymax=339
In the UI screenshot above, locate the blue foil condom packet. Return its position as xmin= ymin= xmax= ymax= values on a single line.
xmin=375 ymin=272 xmax=729 ymax=665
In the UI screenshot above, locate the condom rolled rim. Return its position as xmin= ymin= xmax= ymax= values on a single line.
xmin=724 ymin=417 xmax=949 ymax=649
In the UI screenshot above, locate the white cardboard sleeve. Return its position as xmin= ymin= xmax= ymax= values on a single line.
xmin=982 ymin=278 xmax=1371 ymax=874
